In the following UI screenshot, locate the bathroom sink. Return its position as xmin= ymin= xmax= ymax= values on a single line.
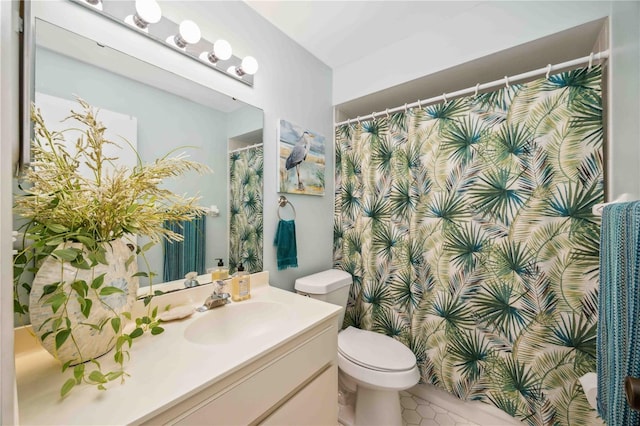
xmin=183 ymin=301 xmax=292 ymax=346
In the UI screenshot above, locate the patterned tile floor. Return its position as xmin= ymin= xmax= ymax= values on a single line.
xmin=401 ymin=391 xmax=479 ymax=426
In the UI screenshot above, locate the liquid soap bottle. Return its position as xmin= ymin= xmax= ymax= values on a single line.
xmin=210 ymin=258 xmax=229 ymax=281
xmin=231 ymin=263 xmax=251 ymax=302
xmin=215 ymin=258 xmax=229 ymax=280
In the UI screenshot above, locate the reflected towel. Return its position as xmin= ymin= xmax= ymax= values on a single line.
xmin=274 ymin=219 xmax=298 ymax=270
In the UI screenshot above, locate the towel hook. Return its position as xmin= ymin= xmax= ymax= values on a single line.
xmin=278 ymin=195 xmax=296 ymax=220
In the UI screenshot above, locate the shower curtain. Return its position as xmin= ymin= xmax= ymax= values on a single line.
xmin=334 ymin=66 xmax=604 ymax=425
xmin=229 ymin=144 xmax=264 ymax=274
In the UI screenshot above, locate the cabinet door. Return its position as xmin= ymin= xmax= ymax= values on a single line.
xmin=260 ymin=364 xmax=338 ymax=426
xmin=167 ymin=324 xmax=337 ymax=426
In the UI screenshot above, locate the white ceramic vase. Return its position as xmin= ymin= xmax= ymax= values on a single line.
xmin=29 ymin=238 xmax=139 ymax=365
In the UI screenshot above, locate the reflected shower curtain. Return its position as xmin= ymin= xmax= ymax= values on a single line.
xmin=229 ymin=144 xmax=264 ymax=274
xmin=163 ymin=215 xmax=206 ymax=282
xmin=334 ymin=66 xmax=604 ymax=425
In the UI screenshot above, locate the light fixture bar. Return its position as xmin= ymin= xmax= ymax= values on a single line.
xmin=71 ymin=0 xmax=255 ymax=86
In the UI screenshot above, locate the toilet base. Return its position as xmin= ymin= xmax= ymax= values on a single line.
xmin=354 ymin=386 xmax=402 ymax=426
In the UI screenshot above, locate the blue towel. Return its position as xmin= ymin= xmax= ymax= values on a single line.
xmin=274 ymin=219 xmax=298 ymax=270
xmin=597 ymin=201 xmax=640 ymax=425
xmin=163 ymin=216 xmax=206 ymax=282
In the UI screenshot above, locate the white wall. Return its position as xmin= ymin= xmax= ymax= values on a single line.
xmin=333 ymin=1 xmax=612 ymax=105
xmin=30 ymin=0 xmax=334 ymax=292
xmin=608 ymin=1 xmax=640 ymax=199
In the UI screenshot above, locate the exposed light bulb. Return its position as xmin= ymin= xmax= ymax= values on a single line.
xmin=213 ymin=40 xmax=233 ymax=61
xmin=235 ymin=56 xmax=258 ymax=76
xmin=166 ymin=20 xmax=201 ymax=49
xmin=200 ymin=39 xmax=232 ymax=64
xmin=124 ymin=0 xmax=162 ymax=31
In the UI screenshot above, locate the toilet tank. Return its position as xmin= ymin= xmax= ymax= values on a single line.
xmin=294 ymin=269 xmax=352 ymax=327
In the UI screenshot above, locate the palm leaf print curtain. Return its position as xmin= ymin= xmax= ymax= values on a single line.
xmin=334 ymin=66 xmax=604 ymax=425
xmin=229 ymin=145 xmax=264 ymax=274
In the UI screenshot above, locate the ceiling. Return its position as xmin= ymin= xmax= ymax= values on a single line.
xmin=244 ymin=1 xmax=606 ymax=119
xmin=244 ymin=1 xmax=482 ymax=69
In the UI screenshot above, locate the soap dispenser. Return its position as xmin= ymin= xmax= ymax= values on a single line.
xmin=210 ymin=258 xmax=229 ymax=281
xmin=217 ymin=258 xmax=229 ymax=280
xmin=231 ymin=263 xmax=251 ymax=302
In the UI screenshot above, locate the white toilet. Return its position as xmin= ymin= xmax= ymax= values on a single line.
xmin=295 ymin=269 xmax=420 ymax=426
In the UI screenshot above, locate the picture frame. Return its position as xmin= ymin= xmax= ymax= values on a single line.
xmin=277 ymin=119 xmax=326 ymax=196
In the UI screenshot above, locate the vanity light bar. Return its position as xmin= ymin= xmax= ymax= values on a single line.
xmin=72 ymin=0 xmax=257 ymax=86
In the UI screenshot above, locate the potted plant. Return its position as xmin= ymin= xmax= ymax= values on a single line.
xmin=13 ymin=98 xmax=210 ymax=397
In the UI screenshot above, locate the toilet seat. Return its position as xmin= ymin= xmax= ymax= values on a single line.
xmin=337 ymin=327 xmax=420 ymax=391
xmin=338 ymin=327 xmax=416 ymax=372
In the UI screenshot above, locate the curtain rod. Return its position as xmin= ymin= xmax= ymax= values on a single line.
xmin=229 ymin=142 xmax=264 ymax=153
xmin=335 ymin=50 xmax=609 ymax=127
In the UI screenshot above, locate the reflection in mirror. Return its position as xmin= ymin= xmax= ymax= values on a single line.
xmin=31 ymin=19 xmax=263 ymax=287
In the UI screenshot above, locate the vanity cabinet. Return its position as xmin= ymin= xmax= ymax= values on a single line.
xmin=16 ymin=276 xmax=342 ymax=426
xmin=142 ymin=318 xmax=339 ymax=426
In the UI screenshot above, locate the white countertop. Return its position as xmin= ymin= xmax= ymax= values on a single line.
xmin=15 ymin=272 xmax=341 ymax=425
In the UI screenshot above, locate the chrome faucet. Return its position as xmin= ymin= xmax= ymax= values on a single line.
xmin=196 ymin=280 xmax=230 ymax=312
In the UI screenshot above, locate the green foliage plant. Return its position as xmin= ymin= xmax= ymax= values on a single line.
xmin=13 ymin=99 xmax=210 ymax=398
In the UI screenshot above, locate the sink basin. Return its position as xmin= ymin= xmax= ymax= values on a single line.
xmin=184 ymin=301 xmax=292 ymax=345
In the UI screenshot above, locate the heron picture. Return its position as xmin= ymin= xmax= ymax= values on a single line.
xmin=278 ymin=119 xmax=326 ymax=196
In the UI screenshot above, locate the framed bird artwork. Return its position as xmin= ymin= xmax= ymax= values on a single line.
xmin=277 ymin=119 xmax=326 ymax=196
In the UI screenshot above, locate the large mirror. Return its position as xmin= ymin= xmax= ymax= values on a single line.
xmin=29 ymin=19 xmax=263 ymax=286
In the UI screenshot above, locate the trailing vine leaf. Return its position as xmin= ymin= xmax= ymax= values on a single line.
xmin=99 ymin=287 xmax=125 ymax=296
xmin=88 ymin=371 xmax=107 ymax=384
xmin=129 ymin=328 xmax=143 ymax=339
xmin=70 ymin=280 xmax=88 ymax=298
xmin=110 ymin=317 xmax=121 ymax=334
xmin=52 ymin=249 xmax=79 ymax=261
xmin=55 ymin=329 xmax=71 ymax=350
xmin=73 ymin=364 xmax=84 ymax=383
xmin=91 ymin=273 xmax=105 ymax=289
xmin=60 ymin=379 xmax=76 ymax=398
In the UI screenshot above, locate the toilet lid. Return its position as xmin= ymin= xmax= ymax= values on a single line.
xmin=338 ymin=326 xmax=416 ymax=372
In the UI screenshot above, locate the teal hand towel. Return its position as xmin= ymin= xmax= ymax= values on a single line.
xmin=274 ymin=219 xmax=298 ymax=270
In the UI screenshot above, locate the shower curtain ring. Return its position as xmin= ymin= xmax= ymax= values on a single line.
xmin=504 ymin=76 xmax=509 ymax=88
xmin=474 ymin=83 xmax=480 ymax=97
xmin=385 ymin=108 xmax=390 ymax=119
xmin=546 ymin=64 xmax=552 ymax=79
xmin=442 ymin=93 xmax=447 ymax=104
xmin=417 ymin=99 xmax=422 ymax=109
xmin=371 ymin=112 xmax=376 ymax=121
xmin=404 ymin=103 xmax=408 ymax=113
xmin=588 ymin=52 xmax=594 ymax=70
xmin=357 ymin=116 xmax=361 ymax=124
